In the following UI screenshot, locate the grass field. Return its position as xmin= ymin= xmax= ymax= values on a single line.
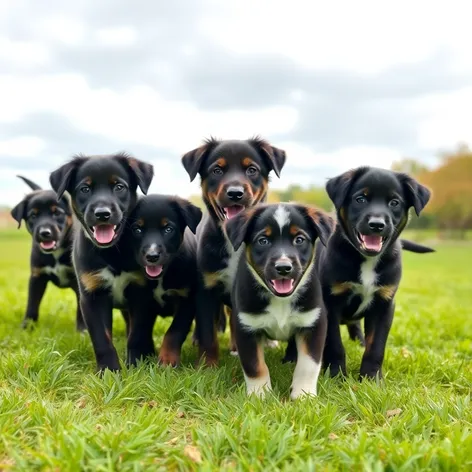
xmin=1 ymin=229 xmax=471 ymax=471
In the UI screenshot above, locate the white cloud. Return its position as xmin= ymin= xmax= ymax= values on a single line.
xmin=95 ymin=26 xmax=138 ymax=47
xmin=0 ymin=136 xmax=46 ymax=157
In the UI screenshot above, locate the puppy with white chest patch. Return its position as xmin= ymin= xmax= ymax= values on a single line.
xmin=310 ymin=166 xmax=432 ymax=380
xmin=225 ymin=203 xmax=332 ymax=399
xmin=11 ymin=175 xmax=85 ymax=331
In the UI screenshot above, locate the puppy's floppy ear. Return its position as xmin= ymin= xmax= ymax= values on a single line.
xmin=171 ymin=197 xmax=203 ymax=234
xmin=181 ymin=137 xmax=220 ymax=182
xmin=250 ymin=136 xmax=286 ymax=178
xmin=17 ymin=175 xmax=42 ymax=191
xmin=126 ymin=157 xmax=154 ymax=194
xmin=297 ymin=204 xmax=334 ymax=247
xmin=398 ymin=173 xmax=431 ymax=216
xmin=50 ymin=157 xmax=85 ymax=199
xmin=11 ymin=198 xmax=28 ymax=229
xmin=224 ymin=208 xmax=260 ymax=251
xmin=325 ymin=167 xmax=369 ymax=210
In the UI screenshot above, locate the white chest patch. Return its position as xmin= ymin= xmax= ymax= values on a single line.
xmin=153 ymin=282 xmax=189 ymax=306
xmin=214 ymin=237 xmax=245 ymax=293
xmin=273 ymin=205 xmax=290 ymax=233
xmin=352 ymin=256 xmax=379 ymax=316
xmin=41 ymin=264 xmax=73 ymax=287
xmin=239 ymin=298 xmax=321 ymax=341
xmin=96 ymin=269 xmax=143 ymax=306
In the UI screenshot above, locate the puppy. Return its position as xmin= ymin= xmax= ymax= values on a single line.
xmin=122 ymin=194 xmax=202 ymax=366
xmin=315 ymin=166 xmax=431 ymax=380
xmin=181 ymin=137 xmax=286 ymax=365
xmin=49 ymin=153 xmax=154 ymax=372
xmin=225 ymin=203 xmax=332 ymax=398
xmin=11 ymin=175 xmax=85 ymax=331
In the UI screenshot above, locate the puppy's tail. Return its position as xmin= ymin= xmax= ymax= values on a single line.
xmin=17 ymin=175 xmax=42 ymax=191
xmin=401 ymin=239 xmax=435 ymax=253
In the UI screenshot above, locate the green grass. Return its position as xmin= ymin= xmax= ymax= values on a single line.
xmin=1 ymin=230 xmax=471 ymax=471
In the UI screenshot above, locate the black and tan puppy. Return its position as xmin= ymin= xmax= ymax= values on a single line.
xmin=181 ymin=137 xmax=286 ymax=365
xmin=11 ymin=175 xmax=85 ymax=331
xmin=49 ymin=153 xmax=154 ymax=372
xmin=316 ymin=166 xmax=431 ymax=380
xmin=225 ymin=203 xmax=331 ymax=398
xmin=122 ymin=194 xmax=202 ymax=366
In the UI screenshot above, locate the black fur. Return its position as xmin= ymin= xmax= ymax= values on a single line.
xmin=49 ymin=153 xmax=154 ymax=372
xmin=225 ymin=203 xmax=329 ymax=398
xmin=181 ymin=137 xmax=286 ymax=365
xmin=286 ymin=166 xmax=433 ymax=380
xmin=11 ymin=176 xmax=84 ymax=330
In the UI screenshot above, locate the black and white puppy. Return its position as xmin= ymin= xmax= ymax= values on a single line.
xmin=122 ymin=194 xmax=202 ymax=367
xmin=49 ymin=153 xmax=154 ymax=372
xmin=317 ymin=166 xmax=431 ymax=380
xmin=11 ymin=175 xmax=85 ymax=330
xmin=225 ymin=203 xmax=332 ymax=399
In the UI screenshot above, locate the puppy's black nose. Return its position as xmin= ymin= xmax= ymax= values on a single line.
xmin=275 ymin=261 xmax=293 ymax=276
xmin=39 ymin=228 xmax=52 ymax=239
xmin=94 ymin=207 xmax=111 ymax=221
xmin=226 ymin=186 xmax=244 ymax=201
xmin=368 ymin=217 xmax=385 ymax=233
xmin=145 ymin=252 xmax=161 ymax=263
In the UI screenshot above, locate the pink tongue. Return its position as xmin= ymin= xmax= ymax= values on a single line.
xmin=40 ymin=241 xmax=56 ymax=250
xmin=362 ymin=235 xmax=382 ymax=251
xmin=272 ymin=279 xmax=294 ymax=294
xmin=224 ymin=206 xmax=244 ymax=219
xmin=145 ymin=265 xmax=163 ymax=277
xmin=93 ymin=225 xmax=115 ymax=244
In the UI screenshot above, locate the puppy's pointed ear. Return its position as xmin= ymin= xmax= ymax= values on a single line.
xmin=399 ymin=174 xmax=431 ymax=216
xmin=250 ymin=136 xmax=286 ymax=178
xmin=171 ymin=197 xmax=203 ymax=234
xmin=181 ymin=137 xmax=220 ymax=182
xmin=224 ymin=209 xmax=259 ymax=251
xmin=126 ymin=157 xmax=154 ymax=194
xmin=297 ymin=205 xmax=334 ymax=247
xmin=325 ymin=167 xmax=369 ymax=210
xmin=11 ymin=199 xmax=27 ymax=229
xmin=50 ymin=158 xmax=84 ymax=199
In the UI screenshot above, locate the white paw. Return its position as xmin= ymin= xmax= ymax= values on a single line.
xmin=245 ymin=375 xmax=272 ymax=398
xmin=229 ymin=349 xmax=239 ymax=357
xmin=290 ymin=380 xmax=317 ymax=400
xmin=266 ymin=339 xmax=279 ymax=349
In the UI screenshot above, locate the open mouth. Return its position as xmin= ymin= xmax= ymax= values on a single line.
xmin=145 ymin=264 xmax=163 ymax=279
xmin=270 ymin=278 xmax=295 ymax=296
xmin=221 ymin=205 xmax=245 ymax=220
xmin=39 ymin=240 xmax=57 ymax=251
xmin=357 ymin=233 xmax=387 ymax=253
xmin=91 ymin=224 xmax=120 ymax=245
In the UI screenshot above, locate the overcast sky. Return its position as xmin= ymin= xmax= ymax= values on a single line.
xmin=1 ymin=0 xmax=471 ymax=206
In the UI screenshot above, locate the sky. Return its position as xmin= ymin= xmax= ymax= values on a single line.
xmin=1 ymin=0 xmax=471 ymax=207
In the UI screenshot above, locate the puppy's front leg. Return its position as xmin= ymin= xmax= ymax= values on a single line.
xmin=235 ymin=322 xmax=271 ymax=397
xmin=71 ymin=282 xmax=86 ymax=332
xmin=360 ymin=300 xmax=394 ymax=380
xmin=22 ymin=273 xmax=48 ymax=328
xmin=291 ymin=317 xmax=327 ymax=399
xmin=80 ymin=291 xmax=120 ymax=372
xmin=323 ymin=311 xmax=347 ymax=377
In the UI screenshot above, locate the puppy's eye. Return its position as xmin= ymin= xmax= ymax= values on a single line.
xmin=389 ymin=199 xmax=400 ymax=208
xmin=164 ymin=225 xmax=174 ymax=234
xmin=258 ymin=236 xmax=270 ymax=246
xmin=213 ymin=166 xmax=224 ymax=176
xmin=133 ymin=226 xmax=142 ymax=235
xmin=114 ymin=183 xmax=125 ymax=192
xmin=294 ymin=235 xmax=305 ymax=245
xmin=356 ymin=195 xmax=367 ymax=204
xmin=80 ymin=186 xmax=90 ymax=194
xmin=246 ymin=166 xmax=258 ymax=176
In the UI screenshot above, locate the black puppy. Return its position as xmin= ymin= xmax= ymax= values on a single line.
xmin=181 ymin=137 xmax=286 ymax=366
xmin=315 ymin=166 xmax=431 ymax=380
xmin=122 ymin=194 xmax=202 ymax=366
xmin=11 ymin=175 xmax=85 ymax=331
xmin=225 ymin=203 xmax=331 ymax=398
xmin=49 ymin=153 xmax=154 ymax=372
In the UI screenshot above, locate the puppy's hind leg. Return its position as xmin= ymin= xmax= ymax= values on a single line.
xmin=347 ymin=321 xmax=365 ymax=347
